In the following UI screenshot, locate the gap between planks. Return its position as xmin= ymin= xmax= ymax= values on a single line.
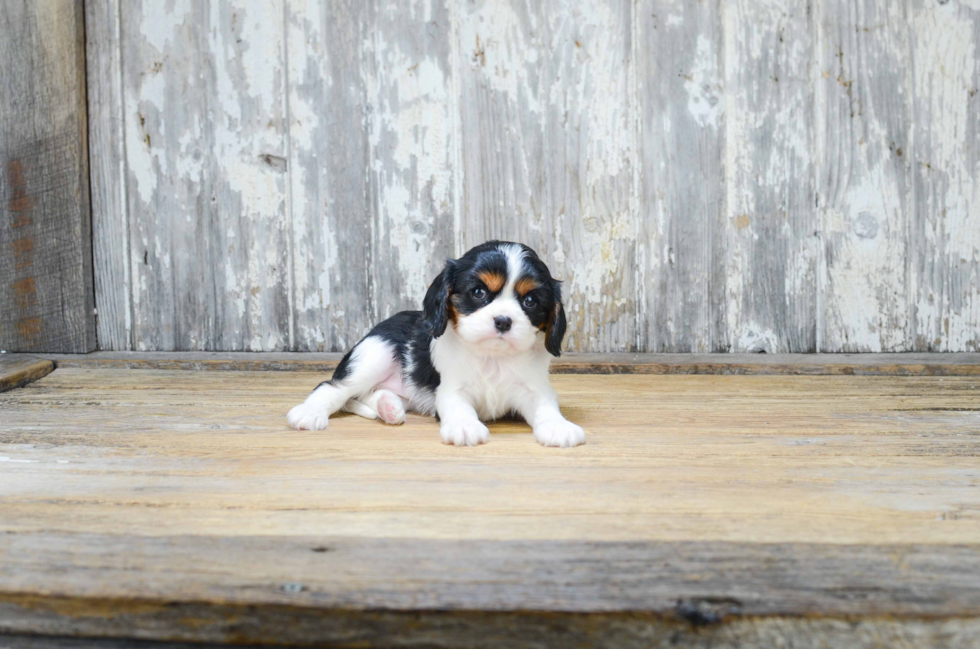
xmin=16 ymin=351 xmax=980 ymax=375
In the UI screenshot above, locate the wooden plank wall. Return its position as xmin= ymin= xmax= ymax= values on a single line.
xmin=0 ymin=0 xmax=95 ymax=353
xmin=86 ymin=0 xmax=980 ymax=353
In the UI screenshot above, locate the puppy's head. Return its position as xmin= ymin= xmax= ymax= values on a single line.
xmin=423 ymin=241 xmax=566 ymax=357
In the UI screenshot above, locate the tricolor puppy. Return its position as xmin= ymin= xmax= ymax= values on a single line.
xmin=287 ymin=241 xmax=585 ymax=447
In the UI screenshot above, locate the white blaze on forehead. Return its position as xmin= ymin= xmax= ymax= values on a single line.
xmin=499 ymin=243 xmax=527 ymax=297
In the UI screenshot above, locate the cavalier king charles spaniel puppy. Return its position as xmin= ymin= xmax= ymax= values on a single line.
xmin=287 ymin=241 xmax=585 ymax=447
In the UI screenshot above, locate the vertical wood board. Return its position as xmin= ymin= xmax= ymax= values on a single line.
xmin=0 ymin=0 xmax=95 ymax=353
xmin=909 ymin=0 xmax=980 ymax=352
xmin=816 ymin=0 xmax=913 ymax=352
xmin=456 ymin=0 xmax=637 ymax=352
xmin=83 ymin=0 xmax=980 ymax=353
xmin=638 ymin=0 xmax=727 ymax=352
xmin=723 ymin=0 xmax=817 ymax=353
xmin=86 ymin=0 xmax=132 ymax=351
xmin=121 ymin=1 xmax=291 ymax=351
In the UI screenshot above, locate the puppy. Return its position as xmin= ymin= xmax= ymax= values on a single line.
xmin=287 ymin=241 xmax=585 ymax=447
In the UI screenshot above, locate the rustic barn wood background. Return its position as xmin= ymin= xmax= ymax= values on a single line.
xmin=81 ymin=0 xmax=979 ymax=353
xmin=0 ymin=0 xmax=94 ymax=353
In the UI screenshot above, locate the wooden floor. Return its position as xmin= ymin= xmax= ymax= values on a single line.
xmin=2 ymin=364 xmax=980 ymax=647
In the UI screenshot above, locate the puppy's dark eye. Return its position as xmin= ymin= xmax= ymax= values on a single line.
xmin=522 ymin=295 xmax=536 ymax=309
xmin=472 ymin=287 xmax=487 ymax=300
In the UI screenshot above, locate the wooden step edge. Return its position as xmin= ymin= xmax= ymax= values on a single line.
xmin=0 ymin=355 xmax=55 ymax=392
xmin=1 ymin=592 xmax=978 ymax=649
xmin=15 ymin=352 xmax=980 ymax=375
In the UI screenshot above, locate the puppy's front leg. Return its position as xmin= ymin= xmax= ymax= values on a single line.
xmin=523 ymin=389 xmax=585 ymax=448
xmin=436 ymin=391 xmax=489 ymax=447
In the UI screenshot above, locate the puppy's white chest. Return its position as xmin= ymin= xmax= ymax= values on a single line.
xmin=461 ymin=357 xmax=526 ymax=420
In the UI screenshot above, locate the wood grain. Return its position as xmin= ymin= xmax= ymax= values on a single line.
xmin=289 ymin=0 xmax=460 ymax=352
xmin=26 ymin=350 xmax=980 ymax=375
xmin=120 ymin=1 xmax=292 ymax=351
xmin=367 ymin=0 xmax=458 ymax=324
xmin=910 ymin=0 xmax=980 ymax=352
xmin=816 ymin=0 xmax=913 ymax=352
xmin=286 ymin=0 xmax=374 ymax=352
xmin=456 ymin=0 xmax=637 ymax=352
xmin=0 ymin=637 xmax=253 ymax=649
xmin=86 ymin=0 xmax=132 ymax=351
xmin=638 ymin=0 xmax=727 ymax=353
xmin=0 ymin=637 xmax=252 ymax=649
xmin=0 ymin=0 xmax=95 ymax=354
xmin=0 ymin=355 xmax=53 ymax=392
xmin=2 ymin=538 xmax=980 ymax=648
xmin=85 ymin=0 xmax=980 ymax=354
xmin=3 ymin=369 xmax=980 ymax=544
xmin=2 ymin=368 xmax=980 ymax=646
xmin=724 ymin=0 xmax=817 ymax=353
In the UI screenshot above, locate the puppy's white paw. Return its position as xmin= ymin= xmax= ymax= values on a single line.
xmin=287 ymin=403 xmax=330 ymax=430
xmin=533 ymin=419 xmax=585 ymax=448
xmin=440 ymin=419 xmax=490 ymax=447
xmin=377 ymin=390 xmax=406 ymax=425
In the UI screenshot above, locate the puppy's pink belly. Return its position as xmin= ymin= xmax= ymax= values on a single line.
xmin=376 ymin=371 xmax=408 ymax=400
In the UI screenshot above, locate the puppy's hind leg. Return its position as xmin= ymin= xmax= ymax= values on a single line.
xmin=287 ymin=337 xmax=400 ymax=430
xmin=374 ymin=390 xmax=407 ymax=425
xmin=342 ymin=398 xmax=379 ymax=420
xmin=344 ymin=389 xmax=406 ymax=425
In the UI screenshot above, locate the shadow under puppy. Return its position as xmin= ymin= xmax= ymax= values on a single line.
xmin=287 ymin=241 xmax=585 ymax=447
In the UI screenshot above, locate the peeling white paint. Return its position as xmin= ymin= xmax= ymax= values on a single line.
xmin=140 ymin=0 xmax=192 ymax=54
xmin=684 ymin=34 xmax=723 ymax=129
xmin=912 ymin=2 xmax=980 ymax=351
xmin=815 ymin=0 xmax=914 ymax=353
xmin=94 ymin=0 xmax=980 ymax=353
xmin=738 ymin=325 xmax=780 ymax=353
xmin=459 ymin=0 xmax=540 ymax=112
xmin=724 ymin=0 xmax=815 ymax=352
xmin=367 ymin=13 xmax=455 ymax=308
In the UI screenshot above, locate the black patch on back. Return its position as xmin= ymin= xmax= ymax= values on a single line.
xmin=324 ymin=311 xmax=441 ymax=392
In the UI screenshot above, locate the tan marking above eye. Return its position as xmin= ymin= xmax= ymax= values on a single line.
xmin=477 ymin=271 xmax=505 ymax=292
xmin=514 ymin=277 xmax=539 ymax=296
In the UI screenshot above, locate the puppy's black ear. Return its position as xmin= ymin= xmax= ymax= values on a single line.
xmin=545 ymin=281 xmax=567 ymax=357
xmin=423 ymin=260 xmax=455 ymax=337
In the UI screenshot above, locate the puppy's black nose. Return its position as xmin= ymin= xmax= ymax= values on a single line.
xmin=494 ymin=316 xmax=512 ymax=333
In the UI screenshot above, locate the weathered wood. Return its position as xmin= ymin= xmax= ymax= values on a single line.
xmin=286 ymin=0 xmax=374 ymax=352
xmin=367 ymin=0 xmax=457 ymax=323
xmin=286 ymin=0 xmax=458 ymax=352
xmin=723 ymin=0 xmax=817 ymax=353
xmin=2 ymin=368 xmax=980 ymax=646
xmin=24 ymin=351 xmax=980 ymax=375
xmin=0 ymin=637 xmax=250 ymax=649
xmin=0 ymin=0 xmax=95 ymax=354
xmin=6 ymin=533 xmax=980 ymax=618
xmin=121 ymin=1 xmax=291 ymax=351
xmin=3 ymin=369 xmax=980 ymax=543
xmin=2 ymin=537 xmax=980 ymax=648
xmin=1 ymin=613 xmax=978 ymax=649
xmin=456 ymin=0 xmax=636 ymax=352
xmin=0 ymin=355 xmax=53 ymax=392
xmin=910 ymin=0 xmax=980 ymax=352
xmin=817 ymin=0 xmax=913 ymax=352
xmin=638 ymin=0 xmax=726 ymax=353
xmin=86 ymin=0 xmax=132 ymax=351
xmin=85 ymin=0 xmax=980 ymax=354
